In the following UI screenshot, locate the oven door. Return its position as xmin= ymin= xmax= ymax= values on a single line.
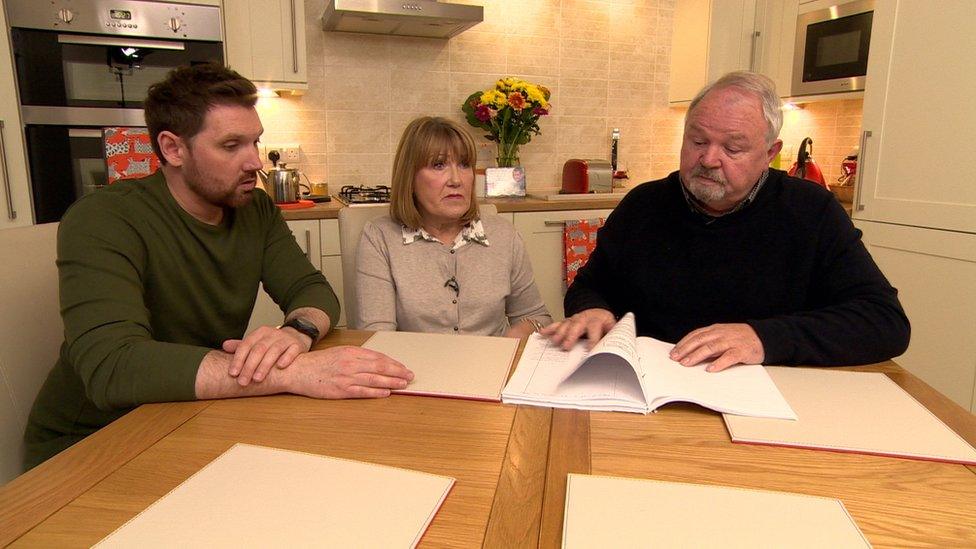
xmin=11 ymin=29 xmax=222 ymax=109
xmin=24 ymin=115 xmax=156 ymax=224
xmin=793 ymin=0 xmax=874 ymax=96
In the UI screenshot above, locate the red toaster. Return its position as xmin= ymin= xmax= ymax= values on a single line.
xmin=561 ymin=159 xmax=612 ymax=194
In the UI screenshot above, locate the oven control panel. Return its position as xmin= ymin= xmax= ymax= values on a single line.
xmin=6 ymin=0 xmax=221 ymax=42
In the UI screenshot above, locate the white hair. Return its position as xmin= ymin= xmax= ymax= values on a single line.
xmin=686 ymin=71 xmax=783 ymax=145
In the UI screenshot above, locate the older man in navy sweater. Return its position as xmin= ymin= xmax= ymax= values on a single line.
xmin=543 ymin=71 xmax=909 ymax=372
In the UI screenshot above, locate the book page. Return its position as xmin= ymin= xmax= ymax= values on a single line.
xmin=636 ymin=338 xmax=796 ymax=420
xmin=584 ymin=312 xmax=643 ymax=378
xmin=563 ymin=474 xmax=870 ymax=548
xmin=362 ymin=330 xmax=519 ymax=401
xmin=501 ymin=332 xmax=647 ymax=413
xmin=95 ymin=444 xmax=454 ymax=548
xmin=724 ymin=367 xmax=976 ymax=464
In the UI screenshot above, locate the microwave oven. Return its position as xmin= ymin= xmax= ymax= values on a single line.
xmin=792 ymin=0 xmax=874 ymax=96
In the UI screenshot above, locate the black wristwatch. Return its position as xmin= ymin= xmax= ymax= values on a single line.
xmin=281 ymin=317 xmax=320 ymax=343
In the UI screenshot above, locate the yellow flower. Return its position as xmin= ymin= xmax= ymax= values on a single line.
xmin=523 ymin=85 xmax=547 ymax=106
xmin=480 ymin=89 xmax=507 ymax=108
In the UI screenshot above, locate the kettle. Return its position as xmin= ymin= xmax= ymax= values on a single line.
xmin=787 ymin=137 xmax=828 ymax=189
xmin=258 ymin=163 xmax=309 ymax=203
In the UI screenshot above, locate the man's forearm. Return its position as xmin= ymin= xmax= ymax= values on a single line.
xmin=195 ymin=350 xmax=290 ymax=399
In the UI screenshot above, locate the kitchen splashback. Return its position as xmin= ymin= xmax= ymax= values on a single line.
xmin=257 ymin=0 xmax=863 ymax=193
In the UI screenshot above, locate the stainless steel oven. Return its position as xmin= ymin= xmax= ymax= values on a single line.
xmin=792 ymin=0 xmax=874 ymax=96
xmin=6 ymin=0 xmax=223 ymax=223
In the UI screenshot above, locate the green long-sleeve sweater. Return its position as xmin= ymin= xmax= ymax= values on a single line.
xmin=24 ymin=172 xmax=339 ymax=468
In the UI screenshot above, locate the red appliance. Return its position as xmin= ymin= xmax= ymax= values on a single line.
xmin=560 ymin=159 xmax=612 ymax=194
xmin=788 ymin=137 xmax=828 ymax=188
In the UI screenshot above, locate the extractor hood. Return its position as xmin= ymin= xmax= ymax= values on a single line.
xmin=321 ymin=0 xmax=483 ymax=39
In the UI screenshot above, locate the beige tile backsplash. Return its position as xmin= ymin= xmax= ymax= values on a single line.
xmin=256 ymin=0 xmax=861 ymax=193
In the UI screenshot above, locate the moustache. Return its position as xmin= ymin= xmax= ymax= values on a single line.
xmin=690 ymin=166 xmax=726 ymax=184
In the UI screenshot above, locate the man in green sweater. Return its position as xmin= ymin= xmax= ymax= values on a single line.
xmin=24 ymin=64 xmax=413 ymax=469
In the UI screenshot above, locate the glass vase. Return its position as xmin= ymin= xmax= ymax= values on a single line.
xmin=496 ymin=142 xmax=521 ymax=168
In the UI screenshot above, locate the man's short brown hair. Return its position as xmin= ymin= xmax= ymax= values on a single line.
xmin=144 ymin=63 xmax=257 ymax=164
xmin=390 ymin=116 xmax=480 ymax=229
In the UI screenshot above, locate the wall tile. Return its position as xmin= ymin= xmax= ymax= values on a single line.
xmin=269 ymin=1 xmax=859 ymax=194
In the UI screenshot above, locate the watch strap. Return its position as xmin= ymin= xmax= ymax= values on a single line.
xmin=281 ymin=317 xmax=320 ymax=343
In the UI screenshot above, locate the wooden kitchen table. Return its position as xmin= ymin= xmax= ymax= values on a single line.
xmin=0 ymin=330 xmax=552 ymax=548
xmin=538 ymin=362 xmax=976 ymax=548
xmin=3 ymin=334 xmax=975 ymax=548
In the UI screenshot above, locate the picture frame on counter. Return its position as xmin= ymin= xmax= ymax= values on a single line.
xmin=485 ymin=166 xmax=526 ymax=197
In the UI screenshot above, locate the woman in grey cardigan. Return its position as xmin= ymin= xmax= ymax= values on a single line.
xmin=354 ymin=116 xmax=552 ymax=337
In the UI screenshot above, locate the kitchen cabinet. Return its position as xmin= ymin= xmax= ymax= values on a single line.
xmin=854 ymin=0 xmax=976 ymax=412
xmin=669 ymin=0 xmax=796 ymax=103
xmin=0 ymin=10 xmax=33 ymax=229
xmin=319 ymin=218 xmax=345 ymax=328
xmin=751 ymin=0 xmax=797 ymax=95
xmin=513 ymin=209 xmax=614 ymax=322
xmin=854 ymin=0 xmax=976 ymax=234
xmin=223 ymin=0 xmax=307 ymax=92
xmin=855 ymin=221 xmax=976 ymax=414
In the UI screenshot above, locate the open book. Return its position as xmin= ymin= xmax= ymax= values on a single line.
xmin=502 ymin=313 xmax=796 ymax=419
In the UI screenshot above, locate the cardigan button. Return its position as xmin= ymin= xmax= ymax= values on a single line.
xmin=452 ymin=299 xmax=457 ymax=304
xmin=450 ymin=249 xmax=455 ymax=254
xmin=453 ymin=326 xmax=459 ymax=331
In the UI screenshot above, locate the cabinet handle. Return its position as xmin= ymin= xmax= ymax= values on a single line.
xmin=544 ymin=220 xmax=567 ymax=227
xmin=303 ymin=229 xmax=311 ymax=261
xmin=290 ymin=0 xmax=299 ymax=74
xmin=0 ymin=120 xmax=17 ymax=221
xmin=853 ymin=130 xmax=872 ymax=212
xmin=749 ymin=30 xmax=761 ymax=72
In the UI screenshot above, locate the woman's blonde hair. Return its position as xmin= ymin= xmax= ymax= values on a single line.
xmin=390 ymin=116 xmax=480 ymax=229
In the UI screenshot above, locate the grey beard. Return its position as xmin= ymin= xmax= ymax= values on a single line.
xmin=685 ymin=167 xmax=727 ymax=203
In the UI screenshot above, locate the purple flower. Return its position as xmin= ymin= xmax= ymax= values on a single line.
xmin=475 ymin=104 xmax=493 ymax=122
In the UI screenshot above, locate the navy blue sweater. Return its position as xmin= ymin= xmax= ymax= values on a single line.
xmin=565 ymin=169 xmax=910 ymax=366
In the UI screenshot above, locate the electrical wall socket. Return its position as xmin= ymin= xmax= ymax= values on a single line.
xmin=265 ymin=144 xmax=301 ymax=165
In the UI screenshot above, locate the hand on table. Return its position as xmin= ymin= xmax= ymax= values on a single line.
xmin=539 ymin=308 xmax=617 ymax=350
xmin=669 ymin=323 xmax=765 ymax=372
xmin=223 ymin=325 xmax=311 ymax=386
xmin=286 ymin=346 xmax=414 ymax=399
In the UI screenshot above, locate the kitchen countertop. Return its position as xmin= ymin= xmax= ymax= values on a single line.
xmin=280 ymin=192 xmax=627 ymax=220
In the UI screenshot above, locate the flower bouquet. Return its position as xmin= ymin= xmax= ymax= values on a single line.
xmin=461 ymin=77 xmax=552 ymax=167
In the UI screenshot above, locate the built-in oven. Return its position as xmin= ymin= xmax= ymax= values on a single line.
xmin=5 ymin=0 xmax=223 ymax=223
xmin=792 ymin=0 xmax=874 ymax=96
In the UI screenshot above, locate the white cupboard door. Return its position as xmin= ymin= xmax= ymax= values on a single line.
xmin=223 ymin=0 xmax=306 ymax=86
xmin=669 ymin=0 xmax=756 ymax=104
xmin=319 ymin=218 xmax=345 ymax=327
xmin=857 ymin=220 xmax=976 ymax=413
xmin=854 ymin=0 xmax=976 ymax=232
xmin=513 ymin=209 xmax=613 ymax=322
xmin=0 ymin=5 xmax=34 ymax=229
xmin=752 ymin=0 xmax=797 ymax=97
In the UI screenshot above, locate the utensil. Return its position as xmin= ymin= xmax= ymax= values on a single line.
xmin=257 ymin=163 xmax=310 ymax=203
xmin=787 ymin=137 xmax=828 ymax=188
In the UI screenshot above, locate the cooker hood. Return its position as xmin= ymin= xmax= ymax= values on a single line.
xmin=321 ymin=0 xmax=483 ymax=39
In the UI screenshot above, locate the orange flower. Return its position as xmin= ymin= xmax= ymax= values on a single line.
xmin=507 ymin=92 xmax=526 ymax=111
